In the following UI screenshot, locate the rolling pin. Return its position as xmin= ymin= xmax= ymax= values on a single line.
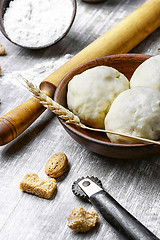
xmin=0 ymin=0 xmax=160 ymax=146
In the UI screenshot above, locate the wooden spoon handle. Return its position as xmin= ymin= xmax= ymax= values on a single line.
xmin=0 ymin=0 xmax=160 ymax=146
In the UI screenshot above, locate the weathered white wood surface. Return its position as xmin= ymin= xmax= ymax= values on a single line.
xmin=0 ymin=0 xmax=160 ymax=239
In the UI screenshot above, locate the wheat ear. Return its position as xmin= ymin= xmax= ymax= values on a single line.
xmin=21 ymin=77 xmax=85 ymax=128
xmin=22 ymin=77 xmax=160 ymax=146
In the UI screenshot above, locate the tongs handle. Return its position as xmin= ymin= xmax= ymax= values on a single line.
xmin=90 ymin=190 xmax=159 ymax=240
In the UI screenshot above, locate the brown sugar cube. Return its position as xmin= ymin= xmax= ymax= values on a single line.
xmin=45 ymin=152 xmax=68 ymax=178
xmin=68 ymin=207 xmax=99 ymax=232
xmin=20 ymin=173 xmax=57 ymax=199
xmin=0 ymin=44 xmax=5 ymax=55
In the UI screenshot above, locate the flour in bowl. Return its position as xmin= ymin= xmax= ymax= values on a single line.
xmin=3 ymin=0 xmax=74 ymax=48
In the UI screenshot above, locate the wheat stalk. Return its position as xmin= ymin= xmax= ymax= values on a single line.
xmin=21 ymin=76 xmax=160 ymax=146
xmin=21 ymin=77 xmax=85 ymax=128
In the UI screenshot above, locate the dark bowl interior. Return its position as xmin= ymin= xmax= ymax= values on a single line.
xmin=54 ymin=54 xmax=160 ymax=159
xmin=0 ymin=0 xmax=10 ymax=39
xmin=0 ymin=0 xmax=77 ymax=49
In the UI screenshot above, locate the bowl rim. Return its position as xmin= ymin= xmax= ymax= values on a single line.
xmin=54 ymin=53 xmax=158 ymax=149
xmin=0 ymin=0 xmax=77 ymax=49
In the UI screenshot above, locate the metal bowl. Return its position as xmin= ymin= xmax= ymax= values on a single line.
xmin=0 ymin=0 xmax=77 ymax=49
xmin=54 ymin=54 xmax=160 ymax=159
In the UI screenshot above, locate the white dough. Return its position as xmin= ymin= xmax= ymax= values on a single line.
xmin=67 ymin=66 xmax=129 ymax=129
xmin=105 ymin=87 xmax=160 ymax=144
xmin=130 ymin=55 xmax=160 ymax=91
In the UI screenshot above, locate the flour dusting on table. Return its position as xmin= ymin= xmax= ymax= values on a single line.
xmin=1 ymin=54 xmax=73 ymax=88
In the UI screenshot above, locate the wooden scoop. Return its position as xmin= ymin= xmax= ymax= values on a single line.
xmin=0 ymin=0 xmax=160 ymax=146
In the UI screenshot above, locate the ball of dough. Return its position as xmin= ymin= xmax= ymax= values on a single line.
xmin=105 ymin=87 xmax=160 ymax=144
xmin=130 ymin=55 xmax=160 ymax=91
xmin=67 ymin=66 xmax=129 ymax=129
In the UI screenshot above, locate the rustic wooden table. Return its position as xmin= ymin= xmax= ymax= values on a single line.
xmin=0 ymin=0 xmax=160 ymax=239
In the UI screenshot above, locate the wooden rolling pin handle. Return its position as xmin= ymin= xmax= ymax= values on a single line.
xmin=0 ymin=82 xmax=56 ymax=146
xmin=39 ymin=81 xmax=57 ymax=97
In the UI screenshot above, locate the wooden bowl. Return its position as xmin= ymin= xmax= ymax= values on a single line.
xmin=0 ymin=0 xmax=77 ymax=49
xmin=54 ymin=54 xmax=160 ymax=159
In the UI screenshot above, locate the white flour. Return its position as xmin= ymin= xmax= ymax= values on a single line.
xmin=1 ymin=54 xmax=73 ymax=88
xmin=3 ymin=0 xmax=74 ymax=48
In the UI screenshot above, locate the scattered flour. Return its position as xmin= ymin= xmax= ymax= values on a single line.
xmin=1 ymin=54 xmax=73 ymax=88
xmin=3 ymin=0 xmax=74 ymax=48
